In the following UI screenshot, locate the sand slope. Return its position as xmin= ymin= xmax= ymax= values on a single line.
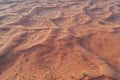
xmin=0 ymin=0 xmax=120 ymax=80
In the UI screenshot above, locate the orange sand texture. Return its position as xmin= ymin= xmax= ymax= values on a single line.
xmin=0 ymin=0 xmax=120 ymax=80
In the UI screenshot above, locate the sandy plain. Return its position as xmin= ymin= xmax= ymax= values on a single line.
xmin=0 ymin=0 xmax=120 ymax=80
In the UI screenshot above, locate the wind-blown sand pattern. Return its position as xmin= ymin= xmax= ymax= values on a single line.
xmin=0 ymin=0 xmax=120 ymax=80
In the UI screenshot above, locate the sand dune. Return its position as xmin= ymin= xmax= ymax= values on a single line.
xmin=0 ymin=0 xmax=120 ymax=80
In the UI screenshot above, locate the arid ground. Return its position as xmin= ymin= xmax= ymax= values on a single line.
xmin=0 ymin=0 xmax=120 ymax=80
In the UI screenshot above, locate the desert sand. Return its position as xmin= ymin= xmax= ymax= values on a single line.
xmin=0 ymin=0 xmax=120 ymax=80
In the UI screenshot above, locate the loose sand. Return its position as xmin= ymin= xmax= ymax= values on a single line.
xmin=0 ymin=0 xmax=120 ymax=80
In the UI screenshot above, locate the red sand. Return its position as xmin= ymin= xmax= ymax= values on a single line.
xmin=0 ymin=0 xmax=120 ymax=80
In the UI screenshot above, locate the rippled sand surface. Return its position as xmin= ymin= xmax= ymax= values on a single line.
xmin=0 ymin=0 xmax=120 ymax=80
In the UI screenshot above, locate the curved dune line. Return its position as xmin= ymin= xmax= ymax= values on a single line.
xmin=76 ymin=44 xmax=120 ymax=79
